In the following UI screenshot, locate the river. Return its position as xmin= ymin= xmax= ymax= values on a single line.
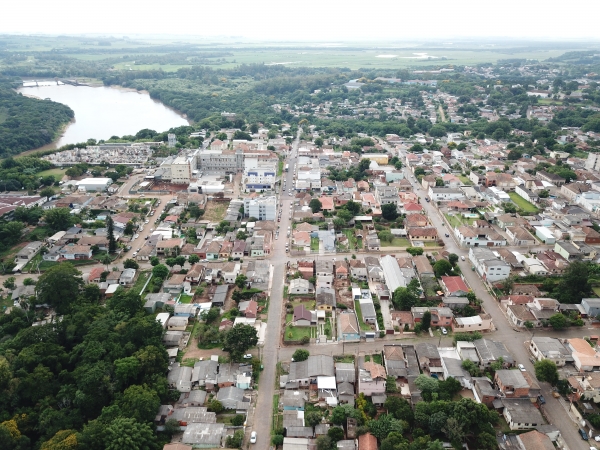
xmin=18 ymin=82 xmax=189 ymax=149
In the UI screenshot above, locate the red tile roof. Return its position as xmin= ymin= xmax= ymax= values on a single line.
xmin=441 ymin=276 xmax=469 ymax=293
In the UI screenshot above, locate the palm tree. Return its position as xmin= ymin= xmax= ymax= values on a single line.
xmin=101 ymin=255 xmax=112 ymax=271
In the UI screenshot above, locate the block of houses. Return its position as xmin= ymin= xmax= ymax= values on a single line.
xmin=358 ymin=361 xmax=386 ymax=396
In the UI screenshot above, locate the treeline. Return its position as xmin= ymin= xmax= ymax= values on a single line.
xmin=0 ymin=87 xmax=74 ymax=157
xmin=0 ymin=263 xmax=172 ymax=449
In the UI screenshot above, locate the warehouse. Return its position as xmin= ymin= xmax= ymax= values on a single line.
xmin=76 ymin=177 xmax=113 ymax=192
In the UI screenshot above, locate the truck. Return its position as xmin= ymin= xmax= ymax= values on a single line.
xmin=284 ymin=164 xmax=289 ymax=172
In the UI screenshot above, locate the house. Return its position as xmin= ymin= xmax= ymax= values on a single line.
xmin=216 ymin=386 xmax=246 ymax=410
xmin=168 ymin=363 xmax=193 ymax=392
xmin=358 ymin=433 xmax=378 ymax=450
xmin=529 ymin=337 xmax=571 ymax=367
xmin=440 ymin=276 xmax=469 ymax=297
xmin=288 ymin=355 xmax=335 ymax=385
xmin=174 ymin=303 xmax=198 ymax=318
xmin=119 ymin=268 xmax=136 ymax=285
xmin=517 ymin=430 xmax=555 ymax=450
xmin=472 ymin=377 xmax=499 ymax=407
xmin=163 ymin=330 xmax=184 ymax=348
xmin=407 ymin=227 xmax=438 ymax=241
xmin=469 ymin=247 xmax=510 ymax=282
xmin=567 ymin=372 xmax=600 ymax=402
xmin=316 ymin=287 xmax=335 ymax=311
xmin=415 ymin=343 xmax=443 ymax=375
xmin=293 ymin=305 xmax=315 ymax=327
xmin=164 ymin=274 xmax=186 ymax=294
xmin=14 ymin=241 xmax=43 ymax=263
xmin=567 ymin=338 xmax=600 ymax=372
xmin=231 ymin=240 xmax=246 ymax=259
xmin=411 ymin=307 xmax=453 ymax=328
xmin=507 ymin=304 xmax=536 ymax=328
xmin=243 ymin=300 xmax=258 ymax=319
xmin=335 ymin=261 xmax=348 ymax=279
xmin=413 ymin=255 xmax=434 ymax=278
xmin=495 ymin=370 xmax=530 ymax=398
xmin=453 ymin=314 xmax=493 ymax=332
xmin=473 ymin=339 xmax=514 ymax=368
xmin=209 ymin=284 xmax=228 ymax=307
xmin=222 ymin=262 xmax=241 ymax=284
xmin=348 ymin=259 xmax=367 ymax=281
xmin=358 ymin=361 xmax=386 ymax=396
xmin=185 ymin=264 xmax=205 ymax=284
xmin=167 ymin=316 xmax=189 ymax=331
xmin=280 ymin=390 xmax=307 ymax=411
xmin=58 ymin=245 xmax=92 ymax=260
xmin=506 ymin=226 xmax=536 ymax=246
xmin=338 ymin=311 xmax=360 ymax=341
xmin=181 ymin=422 xmax=224 ymax=448
xmin=581 ymin=298 xmax=600 ymax=317
xmin=428 ymin=187 xmax=465 ymax=202
xmin=156 ymin=238 xmax=185 ymax=256
xmin=289 ymin=278 xmax=314 ymax=295
xmin=501 ymin=399 xmax=544 ymax=430
xmin=441 ymin=356 xmax=472 ymax=389
xmin=192 ymin=360 xmax=219 ymax=389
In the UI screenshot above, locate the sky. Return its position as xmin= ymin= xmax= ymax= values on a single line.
xmin=3 ymin=0 xmax=600 ymax=40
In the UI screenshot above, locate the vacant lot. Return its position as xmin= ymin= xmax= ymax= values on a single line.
xmin=508 ymin=192 xmax=539 ymax=213
xmin=381 ymin=237 xmax=410 ymax=247
xmin=37 ymin=168 xmax=68 ymax=179
xmin=203 ymin=201 xmax=228 ymax=222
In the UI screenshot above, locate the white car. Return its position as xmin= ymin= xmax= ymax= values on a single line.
xmin=134 ymin=233 xmax=140 ymax=239
xmin=461 ymin=255 xmax=465 ymax=261
xmin=243 ymin=354 xmax=252 ymax=359
xmin=250 ymin=431 xmax=257 ymax=444
xmin=440 ymin=327 xmax=447 ymax=335
xmin=518 ymin=364 xmax=526 ymax=372
xmin=132 ymin=252 xmax=138 ymax=257
xmin=145 ymin=219 xmax=149 ymax=224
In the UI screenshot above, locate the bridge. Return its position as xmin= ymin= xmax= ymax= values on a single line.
xmin=24 ymin=78 xmax=89 ymax=87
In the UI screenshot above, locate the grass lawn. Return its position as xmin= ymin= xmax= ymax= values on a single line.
xmin=39 ymin=259 xmax=98 ymax=271
xmin=203 ymin=201 xmax=228 ymax=222
xmin=593 ymin=286 xmax=600 ymax=297
xmin=179 ymin=294 xmax=193 ymax=304
xmin=458 ymin=175 xmax=472 ymax=185
xmin=445 ymin=214 xmax=463 ymax=229
xmin=37 ymin=168 xmax=68 ymax=179
xmin=372 ymin=354 xmax=383 ymax=365
xmin=381 ymin=237 xmax=410 ymax=247
xmin=284 ymin=324 xmax=313 ymax=341
xmin=508 ymin=192 xmax=539 ymax=213
xmin=424 ymin=242 xmax=440 ymax=247
xmin=0 ymin=293 xmax=13 ymax=313
xmin=310 ymin=237 xmax=320 ymax=251
xmin=343 ymin=229 xmax=362 ymax=250
xmin=131 ymin=271 xmax=150 ymax=295
xmin=354 ymin=300 xmax=373 ymax=331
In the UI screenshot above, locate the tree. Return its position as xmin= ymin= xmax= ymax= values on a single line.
xmin=124 ymin=221 xmax=135 ymax=236
xmin=292 ymin=349 xmax=309 ymax=362
xmin=223 ymin=324 xmax=258 ymax=360
xmin=309 ymin=198 xmax=322 ymax=213
xmin=316 ymin=435 xmax=332 ymax=450
xmin=524 ymin=320 xmax=534 ymax=329
xmin=226 ymin=430 xmax=244 ymax=448
xmin=235 ymin=274 xmax=248 ymax=289
xmin=119 ymin=384 xmax=161 ymax=423
xmin=101 ymin=254 xmax=112 ymax=271
xmin=104 ymin=418 xmax=157 ymax=450
xmin=272 ymin=435 xmax=284 ymax=447
xmin=554 ymin=261 xmax=591 ymax=303
xmin=421 ymin=311 xmax=431 ymax=331
xmin=381 ymin=203 xmax=398 ymax=220
xmin=163 ymin=419 xmax=181 ymax=439
xmin=548 ymin=313 xmax=567 ymax=330
xmin=336 ymin=209 xmax=353 ymax=223
xmin=149 ymin=256 xmax=159 ymax=266
xmin=535 ymin=360 xmax=559 ymax=385
xmin=461 ymin=360 xmax=481 ymax=377
xmin=385 ymin=375 xmax=398 ymax=393
xmin=123 ymin=259 xmax=139 ymax=269
xmin=392 ymin=286 xmax=418 ymax=311
xmin=22 ymin=277 xmax=35 ymax=286
xmin=305 ymin=411 xmax=323 ymax=428
xmin=384 ymin=396 xmax=413 ymax=422
xmin=502 ymin=202 xmax=517 ymax=214
xmin=165 ymin=258 xmax=176 ymax=268
xmin=343 ymin=200 xmax=361 ymax=216
xmin=414 ymin=374 xmax=439 ymax=392
xmin=35 ymin=263 xmax=83 ymax=313
xmin=203 ymin=307 xmax=221 ymax=324
xmin=2 ymin=277 xmax=16 ymax=290
xmin=231 ymin=415 xmax=245 ymax=426
xmin=152 ymin=264 xmax=169 ymax=279
xmin=378 ymin=230 xmax=393 ymax=243
xmin=40 ymin=187 xmax=55 ymax=199
xmin=208 ymin=399 xmax=223 ymax=413
xmin=406 ymin=247 xmax=424 ymax=256
xmin=188 ymin=254 xmax=200 ymax=264
xmin=538 ymin=189 xmax=550 ymax=198
xmin=328 ymin=427 xmax=344 ymax=442
xmin=433 ymin=259 xmax=453 ymax=278
xmin=448 ymin=253 xmax=459 ymax=265
xmin=44 ymin=207 xmax=73 ymax=231
xmin=369 ymin=414 xmax=403 ymax=440
xmin=442 ymin=417 xmax=465 ymax=443
xmin=106 ymin=216 xmax=117 ymax=254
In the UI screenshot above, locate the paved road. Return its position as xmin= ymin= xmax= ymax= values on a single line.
xmin=403 ymin=167 xmax=588 ymax=450
xmin=253 ymin=131 xmax=301 ymax=450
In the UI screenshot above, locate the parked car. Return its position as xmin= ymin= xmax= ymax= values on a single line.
xmin=580 ymin=429 xmax=589 ymax=440
xmin=518 ymin=364 xmax=526 ymax=371
xmin=537 ymin=395 xmax=546 ymax=405
xmin=250 ymin=431 xmax=257 ymax=444
xmin=440 ymin=327 xmax=447 ymax=335
xmin=243 ymin=354 xmax=252 ymax=359
xmin=461 ymin=256 xmax=465 ymax=261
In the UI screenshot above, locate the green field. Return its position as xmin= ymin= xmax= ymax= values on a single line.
xmin=508 ymin=192 xmax=539 ymax=213
xmin=381 ymin=237 xmax=410 ymax=247
xmin=37 ymin=168 xmax=68 ymax=178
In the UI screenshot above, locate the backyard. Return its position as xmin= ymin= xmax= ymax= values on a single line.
xmin=381 ymin=237 xmax=410 ymax=247
xmin=508 ymin=192 xmax=539 ymax=214
xmin=310 ymin=237 xmax=320 ymax=251
xmin=342 ymin=229 xmax=362 ymax=250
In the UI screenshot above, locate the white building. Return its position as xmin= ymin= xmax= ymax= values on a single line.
xmin=379 ymin=255 xmax=406 ymax=292
xmin=428 ymin=187 xmax=464 ymax=202
xmin=469 ymin=247 xmax=510 ymax=282
xmin=76 ymin=177 xmax=113 ymax=192
xmin=244 ymin=157 xmax=277 ymax=192
xmin=244 ymin=196 xmax=277 ymax=221
xmin=168 ymin=133 xmax=177 ymax=148
xmin=534 ymin=226 xmax=556 ymax=244
xmin=171 ymin=157 xmax=192 ymax=184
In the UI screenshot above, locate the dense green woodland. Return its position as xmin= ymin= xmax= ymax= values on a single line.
xmin=0 ymin=83 xmax=74 ymax=157
xmin=0 ymin=263 xmax=171 ymax=450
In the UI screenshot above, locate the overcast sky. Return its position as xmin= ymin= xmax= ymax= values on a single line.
xmin=3 ymin=0 xmax=600 ymax=40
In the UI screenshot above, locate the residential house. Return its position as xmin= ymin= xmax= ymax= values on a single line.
xmin=289 ymin=278 xmax=314 ymax=295
xmin=567 ymin=372 xmax=600 ymax=402
xmin=216 ymin=386 xmax=246 ymax=410
xmin=231 ymin=240 xmax=246 ymax=259
xmin=507 ymin=304 xmax=536 ymax=328
xmin=208 ymin=284 xmax=228 ymax=307
xmin=415 ymin=343 xmax=443 ymax=375
xmin=506 ymin=226 xmax=536 ymax=246
xmin=413 ymin=255 xmax=434 ymax=278
xmin=348 ymin=259 xmax=367 ymax=281
xmin=495 ymin=370 xmax=530 ymax=398
xmin=452 ymin=314 xmax=493 ymax=332
xmin=338 ymin=311 xmax=360 ymax=341
xmin=168 ymin=363 xmax=193 ymax=392
xmin=473 ymin=339 xmax=514 ymax=368
xmin=581 ymin=298 xmax=600 ymax=317
xmin=164 ymin=274 xmax=186 ymax=294
xmin=501 ymin=399 xmax=544 ymax=430
xmin=222 ymin=262 xmax=241 ymax=284
xmin=567 ymin=338 xmax=600 ymax=372
xmin=293 ymin=305 xmax=315 ymax=327
xmin=440 ymin=276 xmax=469 ymax=297
xmin=472 ymin=377 xmax=499 ymax=407
xmin=469 ymin=247 xmax=510 ymax=282
xmin=407 ymin=227 xmax=438 ymax=241
xmin=529 ymin=337 xmax=571 ymax=367
xmin=358 ymin=361 xmax=386 ymax=396
xmin=58 ymin=245 xmax=92 ymax=260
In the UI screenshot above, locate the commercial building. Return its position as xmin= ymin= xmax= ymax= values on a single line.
xmin=76 ymin=178 xmax=113 ymax=192
xmin=170 ymin=156 xmax=192 ymax=184
xmin=243 ymin=196 xmax=277 ymax=221
xmin=244 ymin=156 xmax=277 ymax=192
xmin=469 ymin=247 xmax=510 ymax=282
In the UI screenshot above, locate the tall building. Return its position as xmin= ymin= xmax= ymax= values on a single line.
xmin=243 ymin=155 xmax=278 ymax=192
xmin=243 ymin=196 xmax=277 ymax=221
xmin=586 ymin=153 xmax=600 ymax=171
xmin=170 ymin=157 xmax=191 ymax=184
xmin=168 ymin=134 xmax=177 ymax=148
